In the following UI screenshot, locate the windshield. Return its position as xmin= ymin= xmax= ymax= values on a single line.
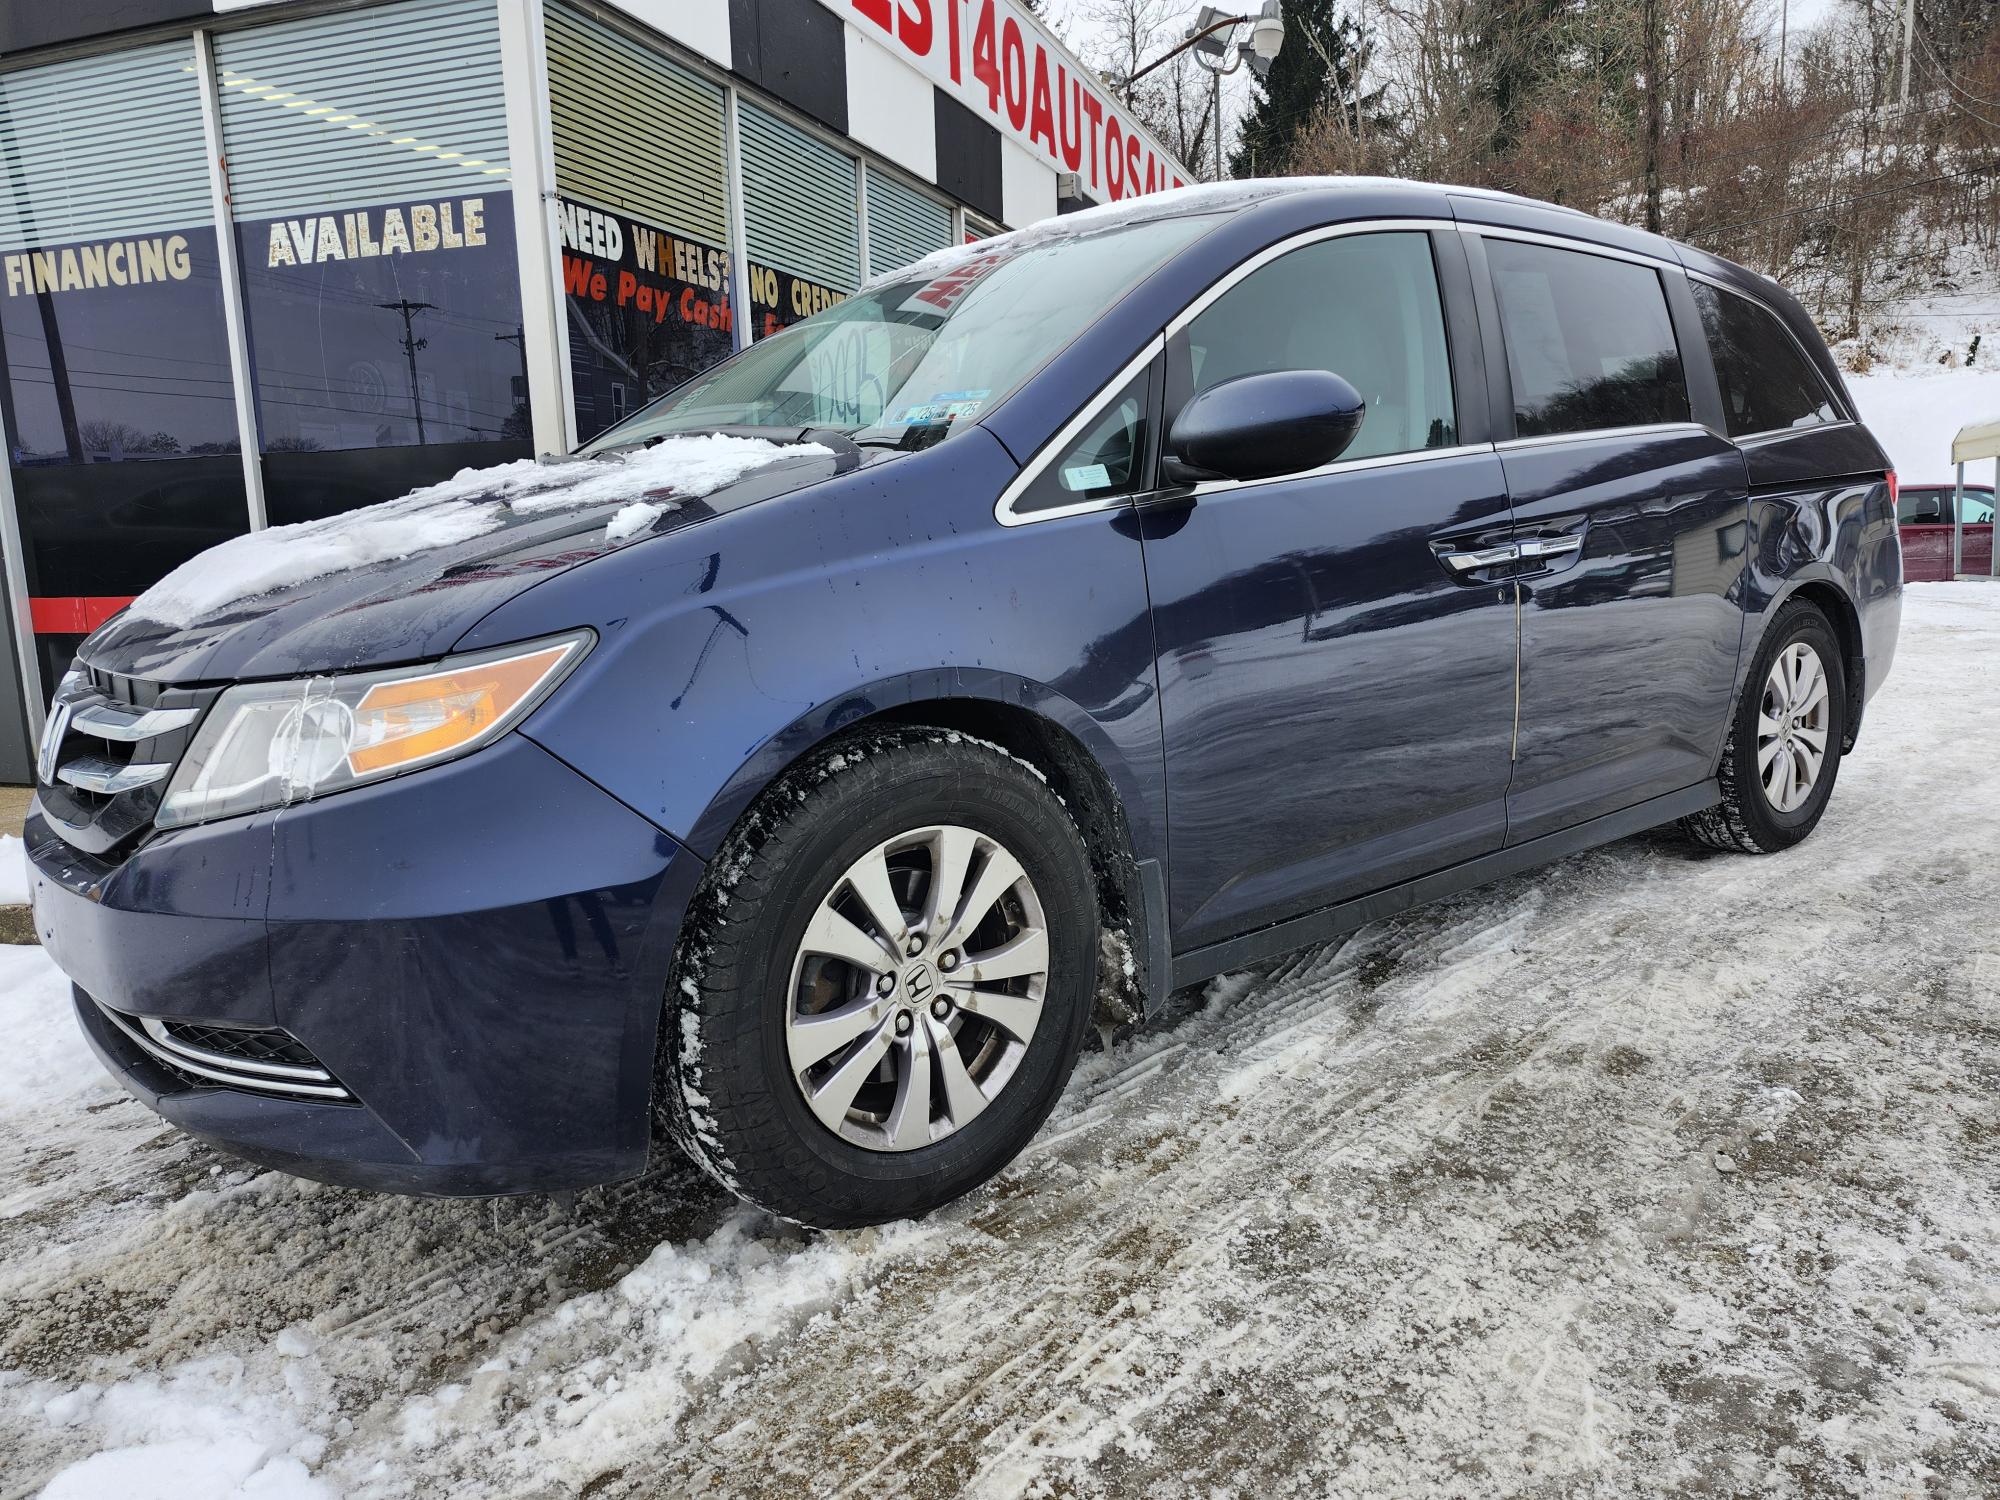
xmin=582 ymin=214 xmax=1215 ymax=453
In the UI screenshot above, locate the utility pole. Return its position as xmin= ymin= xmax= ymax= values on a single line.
xmin=1777 ymin=0 xmax=1788 ymax=95
xmin=1642 ymin=0 xmax=1663 ymax=233
xmin=1898 ymin=0 xmax=1915 ymax=106
xmin=377 ymin=299 xmax=436 ymax=445
xmin=495 ymin=324 xmax=530 ymax=440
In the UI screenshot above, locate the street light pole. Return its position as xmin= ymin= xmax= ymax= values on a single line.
xmin=1122 ymin=13 xmax=1254 ymax=102
xmin=1120 ymin=3 xmax=1284 ymax=182
xmin=1213 ymin=69 xmax=1224 ymax=182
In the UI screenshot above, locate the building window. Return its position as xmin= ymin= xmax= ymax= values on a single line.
xmin=549 ymin=4 xmax=735 ymax=442
xmin=0 ymin=40 xmax=248 ymax=694
xmin=215 ymin=0 xmax=530 ymax=524
xmin=740 ymin=102 xmax=860 ymax=340
xmin=865 ymin=166 xmax=952 ymax=279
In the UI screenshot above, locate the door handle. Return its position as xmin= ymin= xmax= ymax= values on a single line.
xmin=1440 ymin=542 xmax=1521 ymax=572
xmin=1516 ymin=535 xmax=1583 ymax=561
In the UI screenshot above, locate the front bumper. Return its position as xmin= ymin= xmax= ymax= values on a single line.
xmin=31 ymin=732 xmax=703 ymax=1195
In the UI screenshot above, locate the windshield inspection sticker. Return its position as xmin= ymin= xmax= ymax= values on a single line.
xmin=1062 ymin=462 xmax=1112 ymax=491
xmin=892 ymin=390 xmax=989 ymax=426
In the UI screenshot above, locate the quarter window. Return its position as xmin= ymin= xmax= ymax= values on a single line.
xmin=1177 ymin=231 xmax=1457 ymax=462
xmin=1690 ymin=280 xmax=1840 ymax=438
xmin=1486 ymin=240 xmax=1690 ymax=438
xmin=1013 ymin=367 xmax=1153 ymax=516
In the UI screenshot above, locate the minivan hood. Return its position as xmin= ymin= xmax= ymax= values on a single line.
xmin=81 ymin=436 xmax=856 ymax=685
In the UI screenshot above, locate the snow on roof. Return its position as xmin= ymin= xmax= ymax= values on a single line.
xmin=129 ymin=434 xmax=823 ymax=629
xmin=866 ymin=176 xmax=1592 ymax=293
xmin=1952 ymin=417 xmax=2000 ymax=464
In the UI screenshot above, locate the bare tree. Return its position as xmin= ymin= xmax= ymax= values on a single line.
xmin=1079 ymin=0 xmax=1218 ymax=177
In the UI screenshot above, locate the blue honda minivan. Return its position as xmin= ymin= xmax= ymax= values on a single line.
xmin=28 ymin=180 xmax=1901 ymax=1227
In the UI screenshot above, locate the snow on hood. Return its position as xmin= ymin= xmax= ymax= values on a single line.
xmin=129 ymin=434 xmax=827 ymax=629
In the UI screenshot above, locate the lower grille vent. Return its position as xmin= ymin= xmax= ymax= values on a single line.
xmin=93 ymin=1000 xmax=351 ymax=1100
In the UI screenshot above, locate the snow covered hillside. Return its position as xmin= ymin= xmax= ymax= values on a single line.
xmin=3 ymin=581 xmax=1998 ymax=1498
xmin=1841 ymin=276 xmax=2000 ymax=485
xmin=1849 ymin=369 xmax=2000 ymax=485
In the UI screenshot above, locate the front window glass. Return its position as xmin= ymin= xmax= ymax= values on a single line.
xmin=1963 ymin=490 xmax=1996 ymax=524
xmin=1487 ymin=239 xmax=1690 ymax=438
xmin=586 ymin=215 xmax=1214 ymax=453
xmin=1178 ymin=231 xmax=1457 ymax=461
xmin=1898 ymin=489 xmax=1948 ymax=523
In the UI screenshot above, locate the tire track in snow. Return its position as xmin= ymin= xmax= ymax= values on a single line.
xmin=6 ymin=586 xmax=2000 ymax=1497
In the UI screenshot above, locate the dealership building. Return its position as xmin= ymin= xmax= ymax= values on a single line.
xmin=0 ymin=0 xmax=1189 ymax=780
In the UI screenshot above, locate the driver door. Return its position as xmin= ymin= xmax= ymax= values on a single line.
xmin=1138 ymin=226 xmax=1520 ymax=952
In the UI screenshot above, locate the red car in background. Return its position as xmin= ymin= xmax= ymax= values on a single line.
xmin=1898 ymin=482 xmax=1995 ymax=581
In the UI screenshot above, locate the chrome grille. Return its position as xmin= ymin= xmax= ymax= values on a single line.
xmin=90 ymin=998 xmax=351 ymax=1101
xmin=37 ymin=668 xmax=218 ymax=859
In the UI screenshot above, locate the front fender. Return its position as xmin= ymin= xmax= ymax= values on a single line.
xmin=455 ymin=427 xmax=1167 ymax=866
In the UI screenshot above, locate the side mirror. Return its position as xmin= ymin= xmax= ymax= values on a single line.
xmin=1165 ymin=369 xmax=1367 ymax=484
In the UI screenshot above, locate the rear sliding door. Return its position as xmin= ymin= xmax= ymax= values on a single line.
xmin=1473 ymin=232 xmax=1750 ymax=843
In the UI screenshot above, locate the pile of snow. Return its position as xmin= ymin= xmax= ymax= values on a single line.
xmin=129 ymin=435 xmax=822 ymax=629
xmin=0 ymin=833 xmax=28 ymax=906
xmin=0 ymin=941 xmax=101 ymax=1114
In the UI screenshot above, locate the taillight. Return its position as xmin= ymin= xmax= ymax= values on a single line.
xmin=1887 ymin=469 xmax=1899 ymax=514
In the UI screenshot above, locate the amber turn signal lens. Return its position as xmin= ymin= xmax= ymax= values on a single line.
xmin=346 ymin=643 xmax=573 ymax=775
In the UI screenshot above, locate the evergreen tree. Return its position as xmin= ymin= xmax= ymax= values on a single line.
xmin=1228 ymin=0 xmax=1383 ymax=178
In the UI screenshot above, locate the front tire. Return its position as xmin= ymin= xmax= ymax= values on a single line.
xmin=1683 ymin=601 xmax=1846 ymax=854
xmin=662 ymin=728 xmax=1099 ymax=1228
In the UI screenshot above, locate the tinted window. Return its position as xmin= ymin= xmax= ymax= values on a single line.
xmin=1966 ymin=491 xmax=1997 ymax=524
xmin=1691 ymin=281 xmax=1839 ymax=438
xmin=1014 ymin=368 xmax=1152 ymax=516
xmin=1487 ymin=240 xmax=1689 ymax=438
xmin=1179 ymin=231 xmax=1456 ymax=461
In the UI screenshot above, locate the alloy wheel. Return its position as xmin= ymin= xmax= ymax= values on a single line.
xmin=1758 ymin=641 xmax=1831 ymax=813
xmin=785 ymin=824 xmax=1050 ymax=1152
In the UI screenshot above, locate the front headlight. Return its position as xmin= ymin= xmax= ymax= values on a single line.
xmin=156 ymin=631 xmax=592 ymax=830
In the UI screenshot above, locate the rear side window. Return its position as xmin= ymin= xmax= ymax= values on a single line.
xmin=1486 ymin=239 xmax=1690 ymax=438
xmin=1691 ymin=281 xmax=1840 ymax=438
xmin=1178 ymin=230 xmax=1457 ymax=461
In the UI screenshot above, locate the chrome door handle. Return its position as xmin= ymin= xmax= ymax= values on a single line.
xmin=1516 ymin=535 xmax=1583 ymax=561
xmin=1440 ymin=542 xmax=1520 ymax=572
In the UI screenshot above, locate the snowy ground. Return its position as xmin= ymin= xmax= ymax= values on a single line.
xmin=4 ymin=583 xmax=2000 ymax=1499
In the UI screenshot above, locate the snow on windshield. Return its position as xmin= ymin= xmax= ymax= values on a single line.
xmin=128 ymin=434 xmax=826 ymax=629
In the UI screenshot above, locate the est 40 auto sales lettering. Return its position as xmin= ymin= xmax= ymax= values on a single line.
xmin=847 ymin=0 xmax=1187 ymax=202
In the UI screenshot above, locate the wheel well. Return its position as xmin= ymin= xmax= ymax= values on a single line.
xmin=1784 ymin=582 xmax=1866 ymax=749
xmin=867 ymin=699 xmax=1150 ymax=1007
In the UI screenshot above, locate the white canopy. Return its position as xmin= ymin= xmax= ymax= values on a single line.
xmin=1952 ymin=419 xmax=2000 ymax=465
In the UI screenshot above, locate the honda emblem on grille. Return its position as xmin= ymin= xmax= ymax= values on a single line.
xmin=36 ymin=698 xmax=71 ymax=786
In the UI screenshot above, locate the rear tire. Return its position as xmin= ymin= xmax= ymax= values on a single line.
xmin=662 ymin=728 xmax=1098 ymax=1228
xmin=1682 ymin=601 xmax=1846 ymax=854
